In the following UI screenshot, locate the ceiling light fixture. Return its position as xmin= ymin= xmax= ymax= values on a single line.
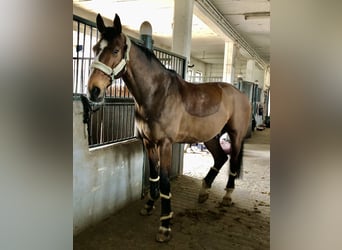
xmin=244 ymin=12 xmax=270 ymax=20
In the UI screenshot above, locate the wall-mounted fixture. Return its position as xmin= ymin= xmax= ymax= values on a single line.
xmin=140 ymin=21 xmax=153 ymax=51
xmin=244 ymin=12 xmax=270 ymax=20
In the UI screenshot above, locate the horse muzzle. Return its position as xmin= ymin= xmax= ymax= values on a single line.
xmin=89 ymin=86 xmax=104 ymax=103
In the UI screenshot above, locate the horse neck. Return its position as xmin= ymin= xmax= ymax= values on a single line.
xmin=122 ymin=43 xmax=171 ymax=110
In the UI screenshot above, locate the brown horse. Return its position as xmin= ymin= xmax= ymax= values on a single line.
xmin=87 ymin=13 xmax=251 ymax=242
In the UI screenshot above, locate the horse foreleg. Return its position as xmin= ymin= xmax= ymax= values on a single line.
xmin=156 ymin=139 xmax=173 ymax=242
xmin=140 ymin=140 xmax=160 ymax=216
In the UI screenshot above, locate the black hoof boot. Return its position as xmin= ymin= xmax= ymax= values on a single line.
xmin=140 ymin=199 xmax=155 ymax=216
xmin=140 ymin=204 xmax=155 ymax=216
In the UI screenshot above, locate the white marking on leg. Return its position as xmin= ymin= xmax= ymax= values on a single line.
xmin=160 ymin=212 xmax=174 ymax=221
xmin=160 ymin=192 xmax=172 ymax=199
xmin=159 ymin=226 xmax=171 ymax=232
xmin=224 ymin=188 xmax=234 ymax=199
xmin=222 ymin=188 xmax=234 ymax=206
xmin=229 ymin=170 xmax=237 ymax=177
xmin=149 ymin=176 xmax=160 ymax=182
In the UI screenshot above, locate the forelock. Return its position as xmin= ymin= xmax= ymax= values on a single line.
xmin=102 ymin=27 xmax=121 ymax=42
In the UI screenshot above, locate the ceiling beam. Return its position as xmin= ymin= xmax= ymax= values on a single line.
xmin=194 ymin=0 xmax=266 ymax=69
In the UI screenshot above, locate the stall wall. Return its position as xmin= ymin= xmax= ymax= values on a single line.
xmin=73 ymin=101 xmax=144 ymax=234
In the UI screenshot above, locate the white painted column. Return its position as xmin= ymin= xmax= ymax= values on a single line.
xmin=222 ymin=41 xmax=236 ymax=84
xmin=172 ymin=0 xmax=194 ymax=64
xmin=171 ymin=0 xmax=194 ymax=175
xmin=264 ymin=66 xmax=270 ymax=90
xmin=245 ymin=59 xmax=256 ymax=82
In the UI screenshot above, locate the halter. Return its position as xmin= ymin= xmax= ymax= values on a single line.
xmin=90 ymin=34 xmax=131 ymax=81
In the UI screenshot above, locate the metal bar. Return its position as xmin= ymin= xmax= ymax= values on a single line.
xmin=81 ymin=23 xmax=86 ymax=93
xmin=120 ymin=105 xmax=124 ymax=139
xmin=75 ymin=20 xmax=80 ymax=93
xmin=88 ymin=27 xmax=93 ymax=79
xmin=73 ymin=15 xmax=97 ymax=28
xmin=154 ymin=47 xmax=186 ymax=61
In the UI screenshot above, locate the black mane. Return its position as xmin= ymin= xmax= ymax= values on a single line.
xmin=132 ymin=40 xmax=178 ymax=76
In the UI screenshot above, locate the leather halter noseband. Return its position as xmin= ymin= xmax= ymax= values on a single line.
xmin=90 ymin=34 xmax=131 ymax=81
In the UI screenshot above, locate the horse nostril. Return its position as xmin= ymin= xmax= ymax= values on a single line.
xmin=91 ymin=86 xmax=101 ymax=100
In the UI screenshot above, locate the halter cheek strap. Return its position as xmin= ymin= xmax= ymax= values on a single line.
xmin=90 ymin=34 xmax=131 ymax=81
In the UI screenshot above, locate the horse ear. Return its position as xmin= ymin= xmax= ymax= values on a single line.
xmin=113 ymin=14 xmax=122 ymax=34
xmin=96 ymin=14 xmax=106 ymax=33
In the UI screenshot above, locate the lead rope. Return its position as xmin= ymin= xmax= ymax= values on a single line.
xmin=80 ymin=95 xmax=100 ymax=143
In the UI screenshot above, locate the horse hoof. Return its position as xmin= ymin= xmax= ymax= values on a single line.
xmin=198 ymin=193 xmax=209 ymax=203
xmin=155 ymin=226 xmax=172 ymax=243
xmin=140 ymin=205 xmax=155 ymax=216
xmin=222 ymin=197 xmax=232 ymax=207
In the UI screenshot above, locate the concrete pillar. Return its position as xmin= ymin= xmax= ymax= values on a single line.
xmin=171 ymin=0 xmax=194 ymax=176
xmin=222 ymin=41 xmax=236 ymax=84
xmin=264 ymin=66 xmax=270 ymax=90
xmin=172 ymin=0 xmax=194 ymax=63
xmin=245 ymin=59 xmax=256 ymax=82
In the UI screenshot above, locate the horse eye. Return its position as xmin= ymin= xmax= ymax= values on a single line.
xmin=113 ymin=49 xmax=119 ymax=54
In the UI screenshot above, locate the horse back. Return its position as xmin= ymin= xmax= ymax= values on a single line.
xmin=178 ymin=81 xmax=223 ymax=117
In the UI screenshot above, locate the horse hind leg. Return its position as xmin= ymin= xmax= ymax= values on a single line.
xmin=198 ymin=135 xmax=228 ymax=203
xmin=222 ymin=136 xmax=245 ymax=206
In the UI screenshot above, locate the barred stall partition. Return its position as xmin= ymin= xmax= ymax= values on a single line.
xmin=73 ymin=15 xmax=186 ymax=147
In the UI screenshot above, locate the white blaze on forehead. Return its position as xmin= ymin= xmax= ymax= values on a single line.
xmin=94 ymin=40 xmax=108 ymax=61
xmin=99 ymin=40 xmax=108 ymax=50
xmin=90 ymin=39 xmax=109 ymax=76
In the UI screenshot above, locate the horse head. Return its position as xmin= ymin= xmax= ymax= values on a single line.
xmin=88 ymin=13 xmax=131 ymax=102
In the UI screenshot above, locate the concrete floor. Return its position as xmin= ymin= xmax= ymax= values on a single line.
xmin=74 ymin=128 xmax=270 ymax=249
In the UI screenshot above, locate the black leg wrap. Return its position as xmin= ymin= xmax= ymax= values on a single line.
xmin=160 ymin=195 xmax=172 ymax=226
xmin=161 ymin=218 xmax=171 ymax=228
xmin=204 ymin=168 xmax=219 ymax=188
xmin=161 ymin=197 xmax=171 ymax=216
xmin=226 ymin=175 xmax=235 ymax=189
xmin=147 ymin=199 xmax=155 ymax=207
xmin=156 ymin=197 xmax=173 ymax=243
xmin=145 ymin=199 xmax=155 ymax=213
xmin=149 ymin=181 xmax=160 ymax=200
